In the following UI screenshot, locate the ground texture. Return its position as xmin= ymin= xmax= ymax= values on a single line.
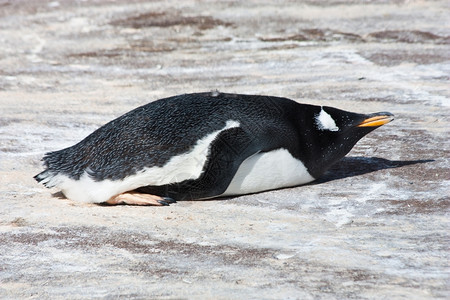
xmin=0 ymin=0 xmax=449 ymax=299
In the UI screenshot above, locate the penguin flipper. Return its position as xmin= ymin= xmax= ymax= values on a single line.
xmin=136 ymin=127 xmax=258 ymax=201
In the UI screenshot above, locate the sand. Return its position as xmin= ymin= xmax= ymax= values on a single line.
xmin=1 ymin=0 xmax=449 ymax=299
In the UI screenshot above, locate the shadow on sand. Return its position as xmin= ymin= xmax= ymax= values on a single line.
xmin=315 ymin=156 xmax=434 ymax=184
xmin=50 ymin=156 xmax=434 ymax=204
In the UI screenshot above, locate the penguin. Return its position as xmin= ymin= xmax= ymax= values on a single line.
xmin=34 ymin=92 xmax=394 ymax=206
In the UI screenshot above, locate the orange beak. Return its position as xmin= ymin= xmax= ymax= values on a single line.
xmin=357 ymin=114 xmax=394 ymax=127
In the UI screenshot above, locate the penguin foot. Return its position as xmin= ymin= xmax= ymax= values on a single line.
xmin=105 ymin=192 xmax=175 ymax=206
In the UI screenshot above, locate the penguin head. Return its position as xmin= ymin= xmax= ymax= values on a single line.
xmin=306 ymin=105 xmax=394 ymax=177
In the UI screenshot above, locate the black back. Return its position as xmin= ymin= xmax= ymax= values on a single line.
xmin=40 ymin=93 xmax=299 ymax=180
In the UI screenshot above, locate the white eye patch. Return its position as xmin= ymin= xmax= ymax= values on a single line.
xmin=315 ymin=107 xmax=339 ymax=131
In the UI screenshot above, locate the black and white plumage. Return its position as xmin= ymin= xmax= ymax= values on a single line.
xmin=35 ymin=92 xmax=394 ymax=206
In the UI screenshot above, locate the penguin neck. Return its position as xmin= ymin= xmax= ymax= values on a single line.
xmin=306 ymin=134 xmax=361 ymax=178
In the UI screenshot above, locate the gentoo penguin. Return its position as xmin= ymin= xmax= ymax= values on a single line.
xmin=35 ymin=92 xmax=394 ymax=206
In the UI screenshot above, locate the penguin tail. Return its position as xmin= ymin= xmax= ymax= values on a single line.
xmin=34 ymin=169 xmax=60 ymax=188
xmin=34 ymin=151 xmax=67 ymax=188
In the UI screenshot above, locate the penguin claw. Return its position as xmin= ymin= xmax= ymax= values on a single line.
xmin=157 ymin=200 xmax=170 ymax=206
xmin=162 ymin=197 xmax=176 ymax=203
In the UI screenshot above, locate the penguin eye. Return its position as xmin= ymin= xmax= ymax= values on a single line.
xmin=315 ymin=108 xmax=339 ymax=132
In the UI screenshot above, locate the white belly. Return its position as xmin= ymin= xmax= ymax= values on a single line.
xmin=222 ymin=148 xmax=315 ymax=196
